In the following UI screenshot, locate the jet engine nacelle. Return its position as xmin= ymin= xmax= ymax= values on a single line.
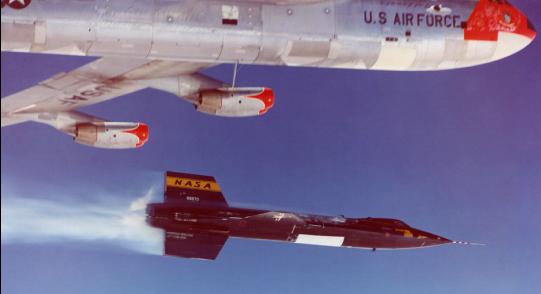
xmin=195 ymin=87 xmax=274 ymax=117
xmin=74 ymin=122 xmax=149 ymax=149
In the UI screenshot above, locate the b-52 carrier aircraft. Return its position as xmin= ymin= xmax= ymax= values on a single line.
xmin=146 ymin=171 xmax=477 ymax=260
xmin=1 ymin=0 xmax=536 ymax=148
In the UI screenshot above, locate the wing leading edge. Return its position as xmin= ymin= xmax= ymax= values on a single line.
xmin=1 ymin=56 xmax=276 ymax=148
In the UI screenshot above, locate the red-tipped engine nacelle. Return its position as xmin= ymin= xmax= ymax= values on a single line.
xmin=74 ymin=122 xmax=149 ymax=149
xmin=195 ymin=87 xmax=274 ymax=117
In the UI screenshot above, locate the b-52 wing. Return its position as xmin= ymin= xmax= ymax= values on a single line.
xmin=1 ymin=57 xmax=275 ymax=149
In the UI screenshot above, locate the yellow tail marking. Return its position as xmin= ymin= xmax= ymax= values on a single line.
xmin=166 ymin=176 xmax=221 ymax=192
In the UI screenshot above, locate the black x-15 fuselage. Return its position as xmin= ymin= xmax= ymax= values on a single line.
xmin=146 ymin=171 xmax=452 ymax=260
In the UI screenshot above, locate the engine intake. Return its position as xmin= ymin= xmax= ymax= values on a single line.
xmin=74 ymin=122 xmax=149 ymax=149
xmin=195 ymin=87 xmax=274 ymax=117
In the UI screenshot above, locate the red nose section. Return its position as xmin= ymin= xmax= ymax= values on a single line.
xmin=464 ymin=0 xmax=536 ymax=41
xmin=124 ymin=123 xmax=149 ymax=147
xmin=525 ymin=19 xmax=536 ymax=40
xmin=4 ymin=0 xmax=32 ymax=9
xmin=248 ymin=88 xmax=275 ymax=115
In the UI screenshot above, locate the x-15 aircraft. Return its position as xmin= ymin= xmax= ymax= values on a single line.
xmin=1 ymin=0 xmax=536 ymax=148
xmin=146 ymin=171 xmax=477 ymax=260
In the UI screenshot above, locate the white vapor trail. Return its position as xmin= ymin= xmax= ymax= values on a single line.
xmin=1 ymin=188 xmax=164 ymax=255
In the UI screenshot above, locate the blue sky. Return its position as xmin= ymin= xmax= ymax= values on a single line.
xmin=2 ymin=1 xmax=541 ymax=293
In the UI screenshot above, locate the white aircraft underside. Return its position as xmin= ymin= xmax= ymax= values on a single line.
xmin=0 ymin=0 xmax=536 ymax=148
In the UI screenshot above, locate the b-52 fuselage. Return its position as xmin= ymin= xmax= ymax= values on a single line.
xmin=1 ymin=0 xmax=536 ymax=148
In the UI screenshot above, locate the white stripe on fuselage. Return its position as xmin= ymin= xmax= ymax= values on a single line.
xmin=295 ymin=234 xmax=344 ymax=247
